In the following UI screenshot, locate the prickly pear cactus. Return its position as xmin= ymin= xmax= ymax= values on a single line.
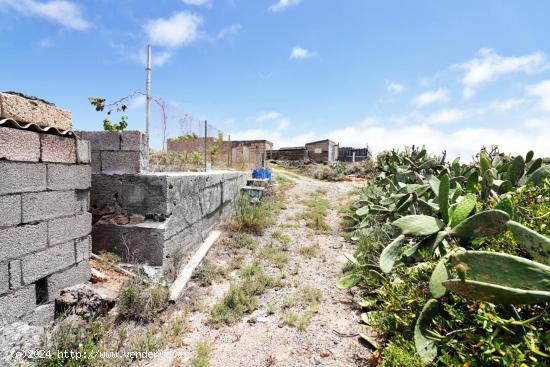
xmin=442 ymin=251 xmax=550 ymax=304
xmin=507 ymin=221 xmax=550 ymax=265
xmin=451 ymin=210 xmax=509 ymax=240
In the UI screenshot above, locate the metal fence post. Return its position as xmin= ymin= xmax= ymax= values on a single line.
xmin=204 ymin=120 xmax=208 ymax=172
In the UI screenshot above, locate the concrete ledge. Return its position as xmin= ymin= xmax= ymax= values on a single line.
xmin=90 ymin=170 xmax=246 ymax=271
xmin=0 ymin=92 xmax=72 ymax=131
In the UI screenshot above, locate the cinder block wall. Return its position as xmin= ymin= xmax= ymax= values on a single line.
xmin=90 ymin=171 xmax=246 ymax=270
xmin=80 ymin=129 xmax=246 ymax=274
xmin=75 ymin=131 xmax=148 ymax=174
xmin=0 ymin=128 xmax=91 ymax=325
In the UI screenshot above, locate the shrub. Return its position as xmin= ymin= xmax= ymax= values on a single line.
xmin=234 ymin=195 xmax=273 ymax=234
xmin=118 ymin=278 xmax=170 ymax=323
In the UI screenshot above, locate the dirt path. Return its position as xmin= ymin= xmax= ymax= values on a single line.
xmin=143 ymin=172 xmax=369 ymax=367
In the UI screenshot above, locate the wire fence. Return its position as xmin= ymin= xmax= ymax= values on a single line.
xmin=146 ymin=101 xmax=266 ymax=172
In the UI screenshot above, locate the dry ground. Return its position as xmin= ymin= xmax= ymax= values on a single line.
xmin=141 ymin=171 xmax=370 ymax=367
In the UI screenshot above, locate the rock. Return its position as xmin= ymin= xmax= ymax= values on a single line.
xmin=0 ymin=92 xmax=72 ymax=131
xmin=90 ymin=268 xmax=108 ymax=283
xmin=113 ymin=214 xmax=129 ymax=225
xmin=130 ymin=214 xmax=145 ymax=224
xmin=256 ymin=316 xmax=270 ymax=323
xmin=320 ymin=351 xmax=330 ymax=358
xmin=55 ymin=284 xmax=116 ymax=319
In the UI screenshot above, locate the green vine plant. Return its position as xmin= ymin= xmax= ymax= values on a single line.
xmin=103 ymin=115 xmax=129 ymax=131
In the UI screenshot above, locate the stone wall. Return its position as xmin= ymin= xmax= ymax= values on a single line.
xmin=0 ymin=127 xmax=91 ymax=326
xmin=90 ymin=171 xmax=246 ymax=271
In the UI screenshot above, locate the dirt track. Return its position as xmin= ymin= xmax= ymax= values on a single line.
xmin=142 ymin=171 xmax=370 ymax=367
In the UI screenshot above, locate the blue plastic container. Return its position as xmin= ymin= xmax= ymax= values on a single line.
xmin=252 ymin=168 xmax=272 ymax=180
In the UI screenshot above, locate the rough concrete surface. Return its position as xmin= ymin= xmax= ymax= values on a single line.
xmin=40 ymin=134 xmax=76 ymax=163
xmin=0 ymin=127 xmax=40 ymax=162
xmin=0 ymin=162 xmax=47 ymax=195
xmin=0 ymin=195 xmax=21 ymax=227
xmin=0 ymin=92 xmax=72 ymax=131
xmin=0 ymin=222 xmax=48 ymax=262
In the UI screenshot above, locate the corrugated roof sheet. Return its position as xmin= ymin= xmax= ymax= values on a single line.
xmin=0 ymin=119 xmax=75 ymax=138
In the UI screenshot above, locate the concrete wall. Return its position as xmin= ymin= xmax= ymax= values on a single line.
xmin=0 ymin=127 xmax=91 ymax=326
xmin=267 ymin=147 xmax=308 ymax=161
xmin=75 ymin=131 xmax=148 ymax=174
xmin=82 ymin=130 xmax=247 ymax=273
xmin=90 ymin=171 xmax=246 ymax=271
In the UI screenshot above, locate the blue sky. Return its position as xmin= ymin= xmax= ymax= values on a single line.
xmin=1 ymin=0 xmax=550 ymax=159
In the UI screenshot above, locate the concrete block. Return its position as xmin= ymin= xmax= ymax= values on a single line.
xmin=23 ymin=303 xmax=54 ymax=326
xmin=0 ymin=222 xmax=47 ymax=262
xmin=75 ymin=235 xmax=91 ymax=263
xmin=121 ymin=131 xmax=146 ymax=151
xmin=76 ymin=131 xmax=120 ymax=151
xmin=90 ymin=174 xmax=167 ymax=217
xmin=47 ymin=164 xmax=91 ymax=190
xmin=22 ymin=190 xmax=80 ymax=223
xmin=0 ymin=162 xmax=46 ymax=195
xmin=21 ymin=241 xmax=76 ymax=284
xmin=101 ymin=151 xmax=142 ymax=174
xmin=0 ymin=286 xmax=37 ymax=323
xmin=92 ymin=220 xmax=165 ymax=266
xmin=47 ymin=261 xmax=90 ymax=302
xmin=40 ymin=134 xmax=76 ymax=163
xmin=48 ymin=212 xmax=91 ymax=246
xmin=0 ymin=194 xmax=21 ymax=227
xmin=0 ymin=92 xmax=72 ymax=131
xmin=9 ymin=259 xmax=22 ymax=290
xmin=0 ymin=262 xmax=8 ymax=295
xmin=76 ymin=139 xmax=91 ymax=164
xmin=91 ymin=151 xmax=101 ymax=173
xmin=0 ymin=127 xmax=40 ymax=162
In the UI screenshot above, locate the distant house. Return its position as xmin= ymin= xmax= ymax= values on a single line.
xmin=266 ymin=147 xmax=308 ymax=161
xmin=305 ymin=139 xmax=339 ymax=163
xmin=338 ymin=146 xmax=371 ymax=162
xmin=167 ymin=137 xmax=273 ymax=167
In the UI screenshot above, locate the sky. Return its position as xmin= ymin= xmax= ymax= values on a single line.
xmin=1 ymin=0 xmax=550 ymax=160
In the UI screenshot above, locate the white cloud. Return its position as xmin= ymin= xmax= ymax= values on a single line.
xmin=182 ymin=0 xmax=212 ymax=6
xmin=256 ymin=111 xmax=281 ymax=122
xmin=488 ymin=99 xmax=525 ymax=111
xmin=387 ymin=82 xmax=406 ymax=94
xmin=290 ymin=46 xmax=316 ymax=59
xmin=426 ymin=109 xmax=467 ymax=124
xmin=269 ymin=0 xmax=301 ymax=12
xmin=526 ymin=80 xmax=550 ymax=111
xmin=217 ymin=23 xmax=241 ymax=39
xmin=152 ymin=51 xmax=173 ymax=66
xmin=411 ymin=88 xmax=450 ymax=108
xmin=144 ymin=12 xmax=203 ymax=48
xmin=523 ymin=117 xmax=550 ymax=129
xmin=38 ymin=39 xmax=53 ymax=48
xmin=0 ymin=0 xmax=90 ymax=30
xmin=276 ymin=118 xmax=290 ymax=130
xmin=327 ymin=121 xmax=550 ymax=161
xmin=454 ymin=48 xmax=547 ymax=98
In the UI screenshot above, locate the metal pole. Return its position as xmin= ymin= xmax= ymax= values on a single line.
xmin=204 ymin=120 xmax=208 ymax=172
xmin=227 ymin=134 xmax=231 ymax=167
xmin=145 ymin=45 xmax=151 ymax=153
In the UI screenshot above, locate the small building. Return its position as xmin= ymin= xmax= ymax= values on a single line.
xmin=338 ymin=147 xmax=372 ymax=162
xmin=167 ymin=137 xmax=273 ymax=168
xmin=305 ymin=139 xmax=339 ymax=163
